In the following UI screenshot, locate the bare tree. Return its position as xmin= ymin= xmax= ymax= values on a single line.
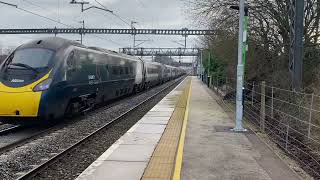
xmin=184 ymin=0 xmax=320 ymax=88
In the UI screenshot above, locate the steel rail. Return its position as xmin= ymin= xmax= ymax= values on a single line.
xmin=0 ymin=125 xmax=56 ymax=153
xmin=0 ymin=125 xmax=22 ymax=136
xmin=17 ymin=76 xmax=185 ymax=180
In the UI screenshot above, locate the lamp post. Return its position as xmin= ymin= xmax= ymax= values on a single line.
xmin=230 ymin=0 xmax=248 ymax=132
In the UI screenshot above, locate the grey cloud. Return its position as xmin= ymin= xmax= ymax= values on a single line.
xmin=0 ymin=0 xmax=201 ymax=62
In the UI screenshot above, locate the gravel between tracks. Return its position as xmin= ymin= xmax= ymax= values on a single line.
xmin=0 ymin=77 xmax=184 ymax=180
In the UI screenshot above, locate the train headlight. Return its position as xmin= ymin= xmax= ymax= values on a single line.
xmin=33 ymin=78 xmax=53 ymax=92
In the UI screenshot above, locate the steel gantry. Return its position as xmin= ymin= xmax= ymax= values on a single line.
xmin=119 ymin=48 xmax=201 ymax=57
xmin=0 ymin=28 xmax=216 ymax=36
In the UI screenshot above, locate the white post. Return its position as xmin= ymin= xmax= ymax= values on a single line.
xmin=232 ymin=0 xmax=247 ymax=132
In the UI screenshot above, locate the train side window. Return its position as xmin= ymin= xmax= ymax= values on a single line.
xmin=112 ymin=67 xmax=117 ymax=75
xmin=88 ymin=53 xmax=95 ymax=63
xmin=78 ymin=52 xmax=88 ymax=67
xmin=67 ymin=51 xmax=76 ymax=71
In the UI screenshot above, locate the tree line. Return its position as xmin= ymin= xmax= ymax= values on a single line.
xmin=185 ymin=0 xmax=320 ymax=91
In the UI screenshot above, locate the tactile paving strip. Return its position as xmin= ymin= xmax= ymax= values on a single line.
xmin=142 ymin=78 xmax=191 ymax=180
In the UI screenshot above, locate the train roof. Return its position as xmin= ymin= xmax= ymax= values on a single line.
xmin=15 ymin=37 xmax=181 ymax=66
xmin=88 ymin=46 xmax=145 ymax=63
xmin=17 ymin=37 xmax=84 ymax=51
xmin=88 ymin=47 xmax=119 ymax=54
xmin=144 ymin=61 xmax=163 ymax=66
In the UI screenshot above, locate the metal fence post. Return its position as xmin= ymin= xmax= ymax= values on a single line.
xmin=216 ymin=75 xmax=219 ymax=93
xmin=271 ymin=87 xmax=274 ymax=118
xmin=308 ymin=93 xmax=314 ymax=139
xmin=286 ymin=123 xmax=289 ymax=151
xmin=225 ymin=76 xmax=228 ymax=92
xmin=251 ymin=82 xmax=255 ymax=106
xmin=260 ymin=81 xmax=266 ymax=132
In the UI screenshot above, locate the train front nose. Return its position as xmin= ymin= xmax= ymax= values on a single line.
xmin=0 ymin=85 xmax=42 ymax=117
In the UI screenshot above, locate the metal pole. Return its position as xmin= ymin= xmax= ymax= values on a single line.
xmin=286 ymin=124 xmax=289 ymax=151
xmin=216 ymin=75 xmax=219 ymax=92
xmin=80 ymin=20 xmax=84 ymax=44
xmin=199 ymin=51 xmax=201 ymax=78
xmin=208 ymin=51 xmax=210 ymax=76
xmin=207 ymin=51 xmax=211 ymax=87
xmin=232 ymin=0 xmax=247 ymax=132
xmin=131 ymin=21 xmax=137 ymax=48
xmin=201 ymin=50 xmax=203 ymax=80
xmin=260 ymin=81 xmax=266 ymax=132
xmin=199 ymin=51 xmax=202 ymax=79
xmin=133 ymin=34 xmax=136 ymax=48
xmin=291 ymin=0 xmax=305 ymax=91
xmin=251 ymin=82 xmax=255 ymax=106
xmin=225 ymin=76 xmax=228 ymax=92
xmin=271 ymin=87 xmax=274 ymax=118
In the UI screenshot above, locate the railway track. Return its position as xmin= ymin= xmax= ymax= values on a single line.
xmin=0 ymin=125 xmax=22 ymax=136
xmin=2 ymin=78 xmax=182 ymax=179
xmin=0 ymin=125 xmax=56 ymax=153
xmin=0 ymin=78 xmax=180 ymax=156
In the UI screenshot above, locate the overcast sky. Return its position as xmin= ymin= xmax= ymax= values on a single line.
xmin=0 ymin=0 xmax=202 ymax=62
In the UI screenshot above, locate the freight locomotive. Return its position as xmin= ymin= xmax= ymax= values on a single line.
xmin=0 ymin=37 xmax=184 ymax=123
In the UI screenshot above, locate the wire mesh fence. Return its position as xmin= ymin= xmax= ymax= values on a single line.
xmin=204 ymin=75 xmax=320 ymax=178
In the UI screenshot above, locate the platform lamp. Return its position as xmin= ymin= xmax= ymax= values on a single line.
xmin=230 ymin=1 xmax=249 ymax=132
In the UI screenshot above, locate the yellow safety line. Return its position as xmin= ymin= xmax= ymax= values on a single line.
xmin=173 ymin=78 xmax=192 ymax=180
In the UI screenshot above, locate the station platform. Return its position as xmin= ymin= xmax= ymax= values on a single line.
xmin=76 ymin=77 xmax=301 ymax=180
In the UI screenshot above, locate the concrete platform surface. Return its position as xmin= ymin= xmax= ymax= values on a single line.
xmin=181 ymin=77 xmax=300 ymax=180
xmin=76 ymin=78 xmax=188 ymax=180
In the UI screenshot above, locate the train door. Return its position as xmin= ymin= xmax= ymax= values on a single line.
xmin=96 ymin=53 xmax=109 ymax=102
xmin=66 ymin=49 xmax=99 ymax=97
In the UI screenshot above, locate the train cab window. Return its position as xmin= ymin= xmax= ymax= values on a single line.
xmin=2 ymin=48 xmax=54 ymax=73
xmin=125 ymin=67 xmax=129 ymax=75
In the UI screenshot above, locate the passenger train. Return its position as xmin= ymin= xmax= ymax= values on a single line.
xmin=0 ymin=37 xmax=184 ymax=124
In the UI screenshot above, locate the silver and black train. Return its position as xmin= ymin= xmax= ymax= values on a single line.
xmin=0 ymin=37 xmax=184 ymax=123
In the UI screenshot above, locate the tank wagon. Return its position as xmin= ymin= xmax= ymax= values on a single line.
xmin=0 ymin=37 xmax=184 ymax=123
